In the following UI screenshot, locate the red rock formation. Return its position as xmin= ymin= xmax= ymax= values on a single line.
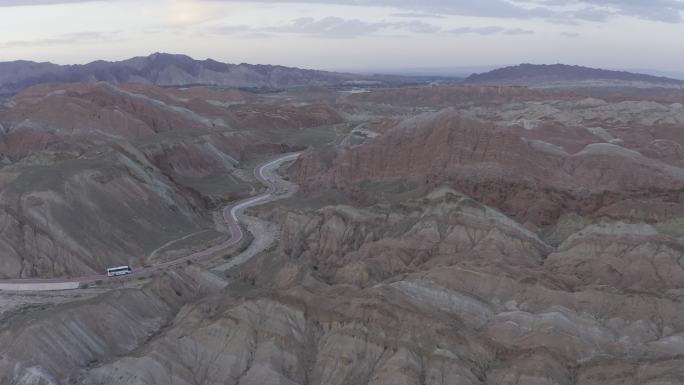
xmin=291 ymin=110 xmax=684 ymax=226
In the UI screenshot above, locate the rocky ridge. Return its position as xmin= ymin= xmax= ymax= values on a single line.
xmin=465 ymin=63 xmax=684 ymax=89
xmin=0 ymin=53 xmax=419 ymax=97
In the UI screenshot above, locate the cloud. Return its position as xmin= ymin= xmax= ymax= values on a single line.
xmin=392 ymin=20 xmax=442 ymax=33
xmin=560 ymin=31 xmax=580 ymax=38
xmin=390 ymin=12 xmax=445 ymax=19
xmin=2 ymin=31 xmax=120 ymax=47
xmin=449 ymin=26 xmax=505 ymax=35
xmin=205 ymin=0 xmax=557 ymax=19
xmin=210 ymin=16 xmax=535 ymax=39
xmin=167 ymin=0 xmax=220 ymax=26
xmin=210 ymin=17 xmax=442 ymax=38
xmin=529 ymin=0 xmax=684 ymax=23
xmin=5 ymin=0 xmax=681 ymax=24
xmin=503 ymin=28 xmax=535 ymax=35
xmin=0 ymin=0 xmax=100 ymax=5
xmin=448 ymin=26 xmax=534 ymax=35
xmin=601 ymin=0 xmax=684 ymax=22
xmin=269 ymin=17 xmax=389 ymax=38
xmin=204 ymin=0 xmax=684 ymax=23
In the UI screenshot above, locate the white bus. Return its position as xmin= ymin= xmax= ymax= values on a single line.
xmin=107 ymin=265 xmax=132 ymax=277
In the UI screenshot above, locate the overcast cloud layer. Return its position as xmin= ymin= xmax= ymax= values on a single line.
xmin=204 ymin=0 xmax=684 ymax=23
xmin=0 ymin=0 xmax=682 ymax=73
xmin=3 ymin=0 xmax=684 ymax=22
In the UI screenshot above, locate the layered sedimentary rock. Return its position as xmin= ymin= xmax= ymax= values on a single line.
xmin=291 ymin=105 xmax=684 ymax=227
xmin=2 ymin=83 xmax=684 ymax=385
xmin=0 ymin=82 xmax=333 ymax=278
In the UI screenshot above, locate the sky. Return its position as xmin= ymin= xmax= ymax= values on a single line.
xmin=0 ymin=0 xmax=683 ymax=73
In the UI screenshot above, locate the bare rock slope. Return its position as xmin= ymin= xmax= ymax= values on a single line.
xmin=3 ymin=83 xmax=684 ymax=385
xmin=0 ymin=82 xmax=332 ymax=278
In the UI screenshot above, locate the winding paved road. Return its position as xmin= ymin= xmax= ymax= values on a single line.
xmin=0 ymin=152 xmax=301 ymax=291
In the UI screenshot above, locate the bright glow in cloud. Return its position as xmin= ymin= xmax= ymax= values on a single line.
xmin=166 ymin=0 xmax=219 ymax=26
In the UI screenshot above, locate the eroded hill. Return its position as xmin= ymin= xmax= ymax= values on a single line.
xmin=2 ymin=83 xmax=684 ymax=385
xmin=0 ymin=82 xmax=338 ymax=278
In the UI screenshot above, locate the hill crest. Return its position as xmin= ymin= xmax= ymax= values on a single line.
xmin=465 ymin=63 xmax=684 ymax=89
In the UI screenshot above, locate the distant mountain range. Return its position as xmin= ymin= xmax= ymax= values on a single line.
xmin=465 ymin=63 xmax=684 ymax=89
xmin=337 ymin=65 xmax=501 ymax=78
xmin=0 ymin=53 xmax=419 ymax=97
xmin=3 ymin=56 xmax=683 ymax=97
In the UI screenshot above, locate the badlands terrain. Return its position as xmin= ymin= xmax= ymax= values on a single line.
xmin=0 ymin=65 xmax=684 ymax=384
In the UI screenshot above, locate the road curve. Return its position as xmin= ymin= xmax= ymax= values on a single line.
xmin=0 ymin=152 xmax=301 ymax=291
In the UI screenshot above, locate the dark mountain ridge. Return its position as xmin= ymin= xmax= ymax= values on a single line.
xmin=465 ymin=63 xmax=684 ymax=88
xmin=0 ymin=52 xmax=418 ymax=97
